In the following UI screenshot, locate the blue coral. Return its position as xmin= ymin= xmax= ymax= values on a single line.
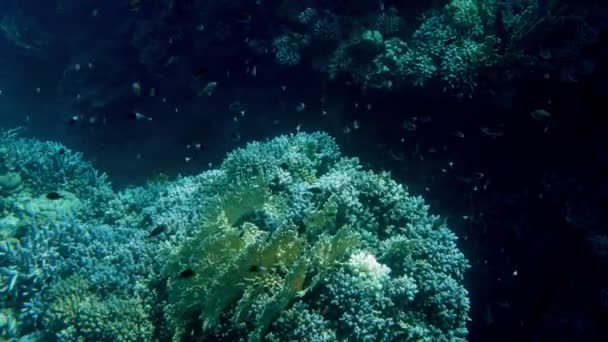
xmin=0 ymin=128 xmax=113 ymax=221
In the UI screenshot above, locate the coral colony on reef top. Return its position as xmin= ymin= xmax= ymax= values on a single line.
xmin=1 ymin=128 xmax=469 ymax=341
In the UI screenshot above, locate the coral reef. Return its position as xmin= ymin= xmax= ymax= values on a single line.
xmin=161 ymin=132 xmax=470 ymax=341
xmin=0 ymin=129 xmax=469 ymax=341
xmin=42 ymin=275 xmax=154 ymax=342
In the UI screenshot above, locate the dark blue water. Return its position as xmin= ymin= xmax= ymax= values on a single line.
xmin=1 ymin=1 xmax=607 ymax=341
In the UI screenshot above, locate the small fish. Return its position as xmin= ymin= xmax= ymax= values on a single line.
xmin=473 ymin=172 xmax=485 ymax=180
xmin=418 ymin=116 xmax=432 ymax=124
xmin=128 ymin=0 xmax=142 ymax=11
xmin=248 ymin=265 xmax=260 ymax=272
xmin=146 ymin=224 xmax=166 ymax=238
xmin=185 ymin=156 xmax=192 ymax=163
xmin=193 ymin=66 xmax=209 ymax=78
xmin=402 ymin=120 xmax=417 ymax=131
xmin=539 ymin=49 xmax=552 ymax=60
xmin=179 ymin=269 xmax=195 ymax=279
xmin=128 ymin=111 xmax=152 ymax=121
xmin=295 ymin=102 xmax=306 ymax=112
xmin=530 ymin=109 xmax=552 ymax=121
xmin=46 ymin=192 xmax=62 ymax=200
xmin=132 ymin=81 xmax=142 ymax=96
xmin=58 ymin=148 xmax=65 ymax=155
xmin=236 ymin=12 xmax=252 ymax=24
xmin=199 ymin=81 xmax=218 ymax=96
xmin=67 ymin=115 xmax=81 ymax=125
xmin=480 ymin=126 xmax=504 ymax=138
xmin=164 ymin=56 xmax=176 ymax=66
xmin=451 ymin=131 xmax=465 ymax=139
xmin=231 ymin=132 xmax=241 ymax=142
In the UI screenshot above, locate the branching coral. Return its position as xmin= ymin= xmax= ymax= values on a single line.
xmin=42 ymin=275 xmax=154 ymax=342
xmin=161 ymin=132 xmax=470 ymax=341
xmin=1 ymin=129 xmax=469 ymax=341
xmin=0 ymin=128 xmax=113 ymax=222
xmin=262 ymin=0 xmax=592 ymax=95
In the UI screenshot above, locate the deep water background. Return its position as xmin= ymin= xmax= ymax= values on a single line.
xmin=1 ymin=0 xmax=608 ymax=341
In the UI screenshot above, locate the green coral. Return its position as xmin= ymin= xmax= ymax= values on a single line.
xmin=161 ymin=132 xmax=469 ymax=341
xmin=42 ymin=275 xmax=154 ymax=342
xmin=328 ymin=30 xmax=386 ymax=84
xmin=163 ymin=179 xmax=360 ymax=340
xmin=445 ymin=0 xmax=492 ymax=36
xmin=327 ymin=0 xmax=508 ymax=94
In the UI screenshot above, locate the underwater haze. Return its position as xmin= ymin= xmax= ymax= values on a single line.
xmin=1 ymin=0 xmax=607 ymax=341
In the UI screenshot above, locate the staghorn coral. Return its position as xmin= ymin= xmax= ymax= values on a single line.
xmin=0 ymin=128 xmax=161 ymax=340
xmin=1 ymin=218 xmax=160 ymax=340
xmin=0 ymin=128 xmax=114 ymax=222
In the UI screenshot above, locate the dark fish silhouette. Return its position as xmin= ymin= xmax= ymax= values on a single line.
xmin=235 ymin=12 xmax=252 ymax=24
xmin=180 ymin=269 xmax=195 ymax=279
xmin=309 ymin=186 xmax=322 ymax=194
xmin=127 ymin=111 xmax=151 ymax=121
xmin=46 ymin=192 xmax=62 ymax=200
xmin=193 ymin=67 xmax=209 ymax=78
xmin=146 ymin=224 xmax=167 ymax=238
